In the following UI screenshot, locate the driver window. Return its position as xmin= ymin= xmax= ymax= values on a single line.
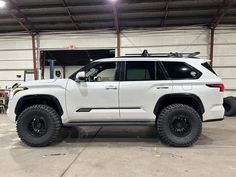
xmin=86 ymin=62 xmax=117 ymax=82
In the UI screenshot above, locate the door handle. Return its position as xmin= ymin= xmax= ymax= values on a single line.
xmin=156 ymin=86 xmax=169 ymax=89
xmin=105 ymin=85 xmax=118 ymax=90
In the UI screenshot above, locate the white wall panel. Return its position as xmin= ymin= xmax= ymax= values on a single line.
xmin=0 ymin=34 xmax=33 ymax=88
xmin=121 ymin=29 xmax=207 ymax=47
xmin=40 ymin=31 xmax=116 ymax=49
xmin=0 ymin=50 xmax=32 ymax=60
xmin=120 ymin=29 xmax=208 ymax=57
xmin=213 ymin=57 xmax=236 ymax=67
xmin=0 ymin=36 xmax=32 ymax=50
xmin=0 ymin=70 xmax=24 ymax=80
xmin=215 ymin=30 xmax=236 ymax=43
xmin=213 ymin=45 xmax=236 ymax=56
xmin=214 ymin=68 xmax=236 ymax=79
xmin=120 ymin=46 xmax=208 ymax=57
xmin=0 ymin=61 xmax=33 ymax=70
xmin=0 ymin=70 xmax=24 ymax=88
xmin=222 ymin=79 xmax=236 ymax=89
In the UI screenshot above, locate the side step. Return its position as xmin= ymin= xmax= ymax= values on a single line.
xmin=65 ymin=121 xmax=155 ymax=126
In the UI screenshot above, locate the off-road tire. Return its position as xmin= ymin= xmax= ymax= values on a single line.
xmin=156 ymin=104 xmax=202 ymax=147
xmin=223 ymin=97 xmax=236 ymax=116
xmin=17 ymin=104 xmax=61 ymax=147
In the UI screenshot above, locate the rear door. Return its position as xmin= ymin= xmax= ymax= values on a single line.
xmin=119 ymin=61 xmax=173 ymax=121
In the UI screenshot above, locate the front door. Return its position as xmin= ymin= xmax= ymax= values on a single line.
xmin=66 ymin=61 xmax=119 ymax=122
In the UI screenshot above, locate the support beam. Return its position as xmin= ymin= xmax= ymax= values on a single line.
xmin=160 ymin=0 xmax=169 ymax=27
xmin=112 ymin=3 xmax=121 ymax=57
xmin=41 ymin=51 xmax=46 ymax=79
xmin=8 ymin=1 xmax=38 ymax=79
xmin=48 ymin=60 xmax=55 ymax=79
xmin=8 ymin=0 xmax=35 ymax=34
xmin=61 ymin=0 xmax=79 ymax=30
xmin=209 ymin=28 xmax=215 ymax=67
xmin=211 ymin=0 xmax=234 ymax=29
xmin=117 ymin=32 xmax=121 ymax=57
xmin=62 ymin=65 xmax=66 ymax=79
xmin=209 ymin=0 xmax=234 ymax=67
xmin=32 ymin=35 xmax=37 ymax=80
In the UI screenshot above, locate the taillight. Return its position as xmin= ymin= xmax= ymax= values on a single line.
xmin=206 ymin=84 xmax=225 ymax=92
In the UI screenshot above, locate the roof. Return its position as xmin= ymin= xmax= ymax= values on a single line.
xmin=0 ymin=0 xmax=236 ymax=33
xmin=96 ymin=57 xmax=206 ymax=63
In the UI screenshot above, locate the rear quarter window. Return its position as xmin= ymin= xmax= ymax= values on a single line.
xmin=162 ymin=61 xmax=202 ymax=80
xmin=201 ymin=62 xmax=217 ymax=75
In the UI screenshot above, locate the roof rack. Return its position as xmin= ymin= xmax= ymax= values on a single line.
xmin=125 ymin=50 xmax=200 ymax=58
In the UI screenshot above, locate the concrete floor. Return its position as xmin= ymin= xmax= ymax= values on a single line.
xmin=0 ymin=114 xmax=236 ymax=177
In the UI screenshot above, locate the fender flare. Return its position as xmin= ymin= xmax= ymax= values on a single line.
xmin=15 ymin=94 xmax=63 ymax=116
xmin=153 ymin=93 xmax=205 ymax=115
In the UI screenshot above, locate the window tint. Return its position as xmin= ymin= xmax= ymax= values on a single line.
xmin=162 ymin=61 xmax=201 ymax=79
xmin=201 ymin=62 xmax=217 ymax=75
xmin=156 ymin=62 xmax=167 ymax=80
xmin=126 ymin=61 xmax=155 ymax=81
xmin=86 ymin=62 xmax=117 ymax=82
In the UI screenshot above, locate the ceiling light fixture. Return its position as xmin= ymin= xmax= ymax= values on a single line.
xmin=0 ymin=0 xmax=6 ymax=8
xmin=109 ymin=0 xmax=118 ymax=3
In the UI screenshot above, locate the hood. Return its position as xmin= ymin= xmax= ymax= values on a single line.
xmin=19 ymin=79 xmax=69 ymax=89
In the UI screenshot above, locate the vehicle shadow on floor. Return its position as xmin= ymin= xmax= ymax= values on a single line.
xmin=57 ymin=126 xmax=214 ymax=147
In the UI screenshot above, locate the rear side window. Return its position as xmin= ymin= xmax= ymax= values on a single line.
xmin=126 ymin=61 xmax=155 ymax=81
xmin=201 ymin=62 xmax=217 ymax=75
xmin=162 ymin=61 xmax=201 ymax=80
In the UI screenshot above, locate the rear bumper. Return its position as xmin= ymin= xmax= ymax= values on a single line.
xmin=202 ymin=104 xmax=224 ymax=122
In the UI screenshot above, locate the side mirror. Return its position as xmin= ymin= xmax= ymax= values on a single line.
xmin=75 ymin=71 xmax=86 ymax=82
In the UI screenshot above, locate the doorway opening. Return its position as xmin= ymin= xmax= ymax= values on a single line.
xmin=40 ymin=49 xmax=115 ymax=79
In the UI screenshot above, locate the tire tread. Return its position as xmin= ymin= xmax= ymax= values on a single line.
xmin=17 ymin=104 xmax=61 ymax=147
xmin=157 ymin=104 xmax=202 ymax=147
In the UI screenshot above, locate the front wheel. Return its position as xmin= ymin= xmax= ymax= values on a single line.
xmin=17 ymin=104 xmax=62 ymax=147
xmin=156 ymin=104 xmax=202 ymax=147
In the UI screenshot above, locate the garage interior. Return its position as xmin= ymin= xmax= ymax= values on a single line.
xmin=0 ymin=0 xmax=236 ymax=177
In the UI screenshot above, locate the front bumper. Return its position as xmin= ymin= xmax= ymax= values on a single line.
xmin=7 ymin=100 xmax=17 ymax=122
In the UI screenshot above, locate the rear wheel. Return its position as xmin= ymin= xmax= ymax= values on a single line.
xmin=17 ymin=104 xmax=61 ymax=147
xmin=156 ymin=104 xmax=202 ymax=147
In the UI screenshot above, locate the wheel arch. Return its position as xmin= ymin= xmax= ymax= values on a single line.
xmin=154 ymin=93 xmax=205 ymax=119
xmin=15 ymin=94 xmax=63 ymax=121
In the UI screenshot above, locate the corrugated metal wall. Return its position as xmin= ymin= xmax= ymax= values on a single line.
xmin=214 ymin=29 xmax=236 ymax=96
xmin=0 ymin=35 xmax=34 ymax=87
xmin=0 ymin=27 xmax=235 ymax=96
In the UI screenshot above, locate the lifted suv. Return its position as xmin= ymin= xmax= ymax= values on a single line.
xmin=7 ymin=51 xmax=224 ymax=147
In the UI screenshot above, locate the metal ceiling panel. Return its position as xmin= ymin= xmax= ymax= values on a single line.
xmin=0 ymin=0 xmax=234 ymax=33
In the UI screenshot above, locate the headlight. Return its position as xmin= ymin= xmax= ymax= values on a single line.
xmin=13 ymin=87 xmax=28 ymax=96
xmin=10 ymin=87 xmax=28 ymax=99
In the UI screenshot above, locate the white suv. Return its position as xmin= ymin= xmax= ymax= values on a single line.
xmin=7 ymin=51 xmax=225 ymax=147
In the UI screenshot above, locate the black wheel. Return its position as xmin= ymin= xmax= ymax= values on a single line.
xmin=17 ymin=104 xmax=62 ymax=147
xmin=156 ymin=104 xmax=202 ymax=147
xmin=223 ymin=97 xmax=236 ymax=116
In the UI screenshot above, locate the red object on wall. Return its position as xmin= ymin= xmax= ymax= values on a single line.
xmin=69 ymin=44 xmax=76 ymax=49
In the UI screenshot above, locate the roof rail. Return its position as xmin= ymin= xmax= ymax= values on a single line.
xmin=125 ymin=50 xmax=200 ymax=58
